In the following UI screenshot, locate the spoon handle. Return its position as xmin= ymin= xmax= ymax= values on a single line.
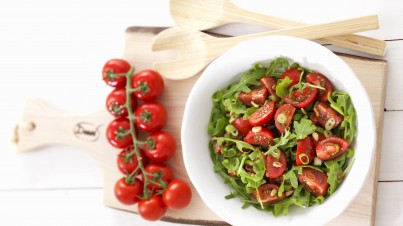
xmin=225 ymin=2 xmax=385 ymax=56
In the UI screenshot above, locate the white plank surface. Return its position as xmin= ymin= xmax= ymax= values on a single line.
xmin=0 ymin=0 xmax=402 ymax=226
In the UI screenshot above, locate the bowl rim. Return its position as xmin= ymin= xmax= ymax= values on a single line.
xmin=181 ymin=35 xmax=376 ymax=226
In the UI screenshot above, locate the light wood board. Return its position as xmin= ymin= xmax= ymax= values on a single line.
xmin=14 ymin=27 xmax=387 ymax=225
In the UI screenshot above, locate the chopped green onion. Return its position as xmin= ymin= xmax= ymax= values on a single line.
xmin=225 ymin=124 xmax=239 ymax=137
xmin=324 ymin=130 xmax=333 ymax=138
xmin=277 ymin=113 xmax=287 ymax=124
xmin=299 ymin=154 xmax=310 ymax=165
xmin=325 ymin=118 xmax=336 ymax=130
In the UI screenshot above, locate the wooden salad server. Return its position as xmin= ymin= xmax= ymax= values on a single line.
xmin=152 ymin=15 xmax=380 ymax=80
xmin=170 ymin=0 xmax=386 ymax=56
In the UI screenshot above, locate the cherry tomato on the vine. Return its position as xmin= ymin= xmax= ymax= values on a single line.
xmin=144 ymin=131 xmax=176 ymax=163
xmin=102 ymin=59 xmax=131 ymax=88
xmin=105 ymin=88 xmax=136 ymax=118
xmin=106 ymin=118 xmax=133 ymax=149
xmin=143 ymin=162 xmax=174 ymax=192
xmin=114 ymin=177 xmax=143 ymax=205
xmin=117 ymin=148 xmax=147 ymax=175
xmin=135 ymin=102 xmax=167 ymax=133
xmin=163 ymin=180 xmax=192 ymax=210
xmin=132 ymin=69 xmax=164 ymax=101
xmin=138 ymin=195 xmax=167 ymax=221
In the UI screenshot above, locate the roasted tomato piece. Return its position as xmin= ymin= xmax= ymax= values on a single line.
xmin=296 ymin=136 xmax=316 ymax=166
xmin=252 ymin=184 xmax=285 ymax=204
xmin=232 ymin=117 xmax=253 ymax=136
xmin=238 ymin=86 xmax=267 ymax=107
xmin=266 ymin=150 xmax=287 ymax=178
xmin=284 ymin=86 xmax=317 ymax=108
xmin=274 ymin=104 xmax=296 ymax=133
xmin=281 ymin=68 xmax=301 ymax=88
xmin=316 ymin=137 xmax=350 ymax=160
xmin=244 ymin=128 xmax=274 ymax=147
xmin=248 ymin=102 xmax=276 ymax=126
xmin=298 ymin=167 xmax=329 ymax=197
xmin=313 ymin=102 xmax=343 ymax=129
xmin=259 ymin=76 xmax=280 ymax=103
xmin=306 ymin=72 xmax=333 ymax=102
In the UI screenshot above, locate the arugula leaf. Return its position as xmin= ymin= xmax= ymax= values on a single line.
xmin=324 ymin=154 xmax=346 ymax=195
xmin=208 ymin=101 xmax=228 ymax=136
xmin=293 ymin=118 xmax=316 ymax=139
xmin=222 ymin=97 xmax=247 ymax=115
xmin=265 ymin=130 xmax=297 ymax=155
xmin=220 ymin=64 xmax=267 ymax=100
xmin=266 ymin=57 xmax=290 ymax=79
xmin=273 ymin=185 xmax=311 ymax=216
xmin=237 ymin=150 xmax=266 ymax=193
xmin=278 ymin=166 xmax=299 ymax=196
xmin=213 ymin=137 xmax=256 ymax=152
xmin=328 ymin=91 xmax=357 ymax=143
xmin=222 ymin=157 xmax=240 ymax=174
xmin=276 ymin=77 xmax=292 ymax=98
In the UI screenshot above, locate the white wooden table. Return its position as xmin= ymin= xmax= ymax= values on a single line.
xmin=0 ymin=0 xmax=401 ymax=225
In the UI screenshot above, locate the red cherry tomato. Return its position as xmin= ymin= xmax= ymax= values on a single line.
xmin=281 ymin=68 xmax=301 ymax=88
xmin=144 ymin=131 xmax=176 ymax=163
xmin=274 ymin=104 xmax=296 ymax=133
xmin=252 ymin=184 xmax=285 ymax=204
xmin=296 ymin=136 xmax=316 ymax=166
xmin=102 ymin=59 xmax=131 ymax=88
xmin=259 ymin=76 xmax=280 ymax=103
xmin=135 ymin=102 xmax=167 ymax=133
xmin=117 ymin=148 xmax=147 ymax=175
xmin=114 ymin=177 xmax=143 ymax=205
xmin=306 ymin=72 xmax=333 ymax=102
xmin=244 ymin=128 xmax=274 ymax=147
xmin=284 ymin=86 xmax=317 ymax=108
xmin=313 ymin=102 xmax=344 ymax=129
xmin=132 ymin=69 xmax=164 ymax=101
xmin=298 ymin=167 xmax=329 ymax=197
xmin=266 ymin=150 xmax=287 ymax=178
xmin=248 ymin=101 xmax=276 ymax=126
xmin=162 ymin=180 xmax=192 ymax=210
xmin=106 ymin=118 xmax=133 ymax=149
xmin=238 ymin=86 xmax=267 ymax=107
xmin=143 ymin=163 xmax=174 ymax=191
xmin=105 ymin=88 xmax=136 ymax=118
xmin=231 ymin=117 xmax=253 ymax=137
xmin=316 ymin=137 xmax=350 ymax=161
xmin=138 ymin=195 xmax=167 ymax=221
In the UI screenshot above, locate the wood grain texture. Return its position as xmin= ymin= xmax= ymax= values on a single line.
xmin=14 ymin=27 xmax=387 ymax=225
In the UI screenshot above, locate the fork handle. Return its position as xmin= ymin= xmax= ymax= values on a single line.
xmin=224 ymin=2 xmax=385 ymax=56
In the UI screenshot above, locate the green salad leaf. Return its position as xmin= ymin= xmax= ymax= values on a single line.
xmin=293 ymin=118 xmax=316 ymax=139
xmin=276 ymin=77 xmax=292 ymax=98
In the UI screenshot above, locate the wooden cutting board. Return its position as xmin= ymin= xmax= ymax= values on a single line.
xmin=14 ymin=27 xmax=387 ymax=226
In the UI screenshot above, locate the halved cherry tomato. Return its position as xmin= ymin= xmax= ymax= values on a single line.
xmin=162 ymin=180 xmax=192 ymax=210
xmin=114 ymin=177 xmax=143 ymax=205
xmin=306 ymin=72 xmax=333 ymax=102
xmin=281 ymin=68 xmax=301 ymax=88
xmin=274 ymin=104 xmax=296 ymax=133
xmin=132 ymin=69 xmax=164 ymax=101
xmin=143 ymin=163 xmax=174 ymax=191
xmin=238 ymin=86 xmax=267 ymax=107
xmin=138 ymin=195 xmax=167 ymax=221
xmin=231 ymin=117 xmax=253 ymax=137
xmin=259 ymin=76 xmax=280 ymax=103
xmin=135 ymin=102 xmax=167 ymax=133
xmin=298 ymin=167 xmax=329 ymax=197
xmin=313 ymin=102 xmax=343 ymax=129
xmin=252 ymin=184 xmax=285 ymax=204
xmin=244 ymin=128 xmax=274 ymax=147
xmin=105 ymin=88 xmax=136 ymax=118
xmin=117 ymin=148 xmax=147 ymax=175
xmin=316 ymin=137 xmax=349 ymax=161
xmin=296 ymin=136 xmax=316 ymax=166
xmin=106 ymin=118 xmax=133 ymax=149
xmin=266 ymin=151 xmax=287 ymax=178
xmin=102 ymin=59 xmax=131 ymax=88
xmin=143 ymin=131 xmax=176 ymax=163
xmin=284 ymin=87 xmax=317 ymax=108
xmin=248 ymin=102 xmax=276 ymax=126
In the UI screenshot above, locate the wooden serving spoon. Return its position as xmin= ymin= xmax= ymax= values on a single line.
xmin=170 ymin=0 xmax=386 ymax=56
xmin=152 ymin=15 xmax=379 ymax=80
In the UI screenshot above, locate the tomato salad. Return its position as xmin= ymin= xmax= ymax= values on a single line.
xmin=208 ymin=58 xmax=357 ymax=216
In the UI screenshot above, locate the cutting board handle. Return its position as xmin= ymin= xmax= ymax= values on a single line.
xmin=13 ymin=99 xmax=114 ymax=157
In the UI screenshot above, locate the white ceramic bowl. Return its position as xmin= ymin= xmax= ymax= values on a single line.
xmin=181 ymin=36 xmax=375 ymax=226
